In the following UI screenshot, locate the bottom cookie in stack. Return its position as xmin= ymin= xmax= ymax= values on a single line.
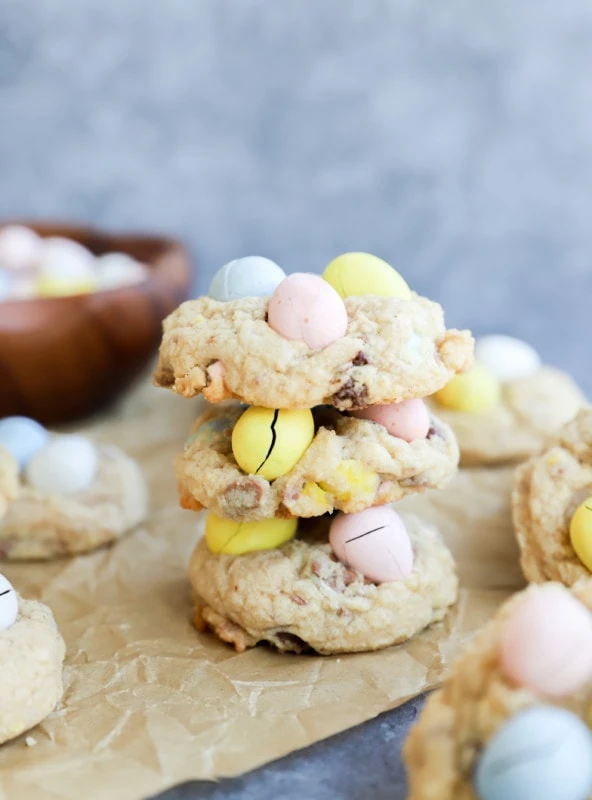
xmin=189 ymin=508 xmax=458 ymax=655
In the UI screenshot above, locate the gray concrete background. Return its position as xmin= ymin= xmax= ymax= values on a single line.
xmin=1 ymin=0 xmax=592 ymax=388
xmin=0 ymin=3 xmax=590 ymax=797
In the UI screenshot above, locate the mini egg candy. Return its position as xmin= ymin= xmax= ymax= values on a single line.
xmin=0 ymin=574 xmax=18 ymax=630
xmin=95 ymin=252 xmax=147 ymax=290
xmin=35 ymin=275 xmax=97 ymax=297
xmin=322 ymin=252 xmax=411 ymax=299
xmin=475 ymin=706 xmax=592 ymax=800
xmin=0 ymin=269 xmax=13 ymax=301
xmin=267 ymin=273 xmax=348 ymax=349
xmin=350 ymin=399 xmax=430 ymax=442
xmin=26 ymin=435 xmax=99 ymax=494
xmin=319 ymin=459 xmax=379 ymax=503
xmin=0 ymin=225 xmax=41 ymax=271
xmin=475 ymin=335 xmax=541 ymax=382
xmin=499 ymin=587 xmax=592 ymax=696
xmin=37 ymin=236 xmax=95 ymax=278
xmin=208 ymin=256 xmax=286 ymax=301
xmin=0 ymin=416 xmax=49 ymax=470
xmin=205 ymin=513 xmax=298 ymax=555
xmin=329 ymin=506 xmax=413 ymax=583
xmin=433 ymin=363 xmax=501 ymax=413
xmin=231 ymin=406 xmax=314 ymax=480
xmin=570 ymin=497 xmax=592 ymax=572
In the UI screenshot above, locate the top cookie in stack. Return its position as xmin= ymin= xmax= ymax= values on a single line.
xmin=154 ymin=254 xmax=472 ymax=410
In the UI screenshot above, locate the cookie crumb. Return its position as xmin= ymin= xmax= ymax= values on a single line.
xmin=25 ymin=736 xmax=37 ymax=747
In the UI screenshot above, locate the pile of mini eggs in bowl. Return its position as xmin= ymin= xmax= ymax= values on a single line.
xmin=0 ymin=224 xmax=148 ymax=302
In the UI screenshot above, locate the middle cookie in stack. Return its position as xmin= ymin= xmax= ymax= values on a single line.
xmin=158 ymin=254 xmax=474 ymax=654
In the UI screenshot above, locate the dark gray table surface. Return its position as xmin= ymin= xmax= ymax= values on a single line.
xmin=2 ymin=2 xmax=592 ymax=797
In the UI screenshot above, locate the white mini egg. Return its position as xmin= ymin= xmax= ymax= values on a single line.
xmin=37 ymin=237 xmax=95 ymax=281
xmin=0 ymin=574 xmax=18 ymax=630
xmin=26 ymin=435 xmax=99 ymax=494
xmin=95 ymin=252 xmax=147 ymax=289
xmin=0 ymin=225 xmax=42 ymax=271
xmin=475 ymin=335 xmax=541 ymax=382
xmin=208 ymin=256 xmax=286 ymax=301
xmin=0 ymin=270 xmax=13 ymax=301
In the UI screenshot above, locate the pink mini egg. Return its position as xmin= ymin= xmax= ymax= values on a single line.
xmin=267 ymin=273 xmax=348 ymax=350
xmin=499 ymin=587 xmax=592 ymax=697
xmin=350 ymin=399 xmax=430 ymax=442
xmin=329 ymin=506 xmax=414 ymax=584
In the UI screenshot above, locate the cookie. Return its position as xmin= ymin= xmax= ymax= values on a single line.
xmin=403 ymin=582 xmax=592 ymax=800
xmin=0 ymin=444 xmax=148 ymax=560
xmin=0 ymin=445 xmax=19 ymax=518
xmin=177 ymin=402 xmax=459 ymax=521
xmin=189 ymin=513 xmax=458 ymax=655
xmin=430 ymin=367 xmax=585 ymax=466
xmin=0 ymin=594 xmax=66 ymax=744
xmin=512 ymin=407 xmax=592 ymax=586
xmin=153 ymin=294 xmax=473 ymax=410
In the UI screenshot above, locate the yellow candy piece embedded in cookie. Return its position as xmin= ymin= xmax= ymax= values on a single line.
xmin=205 ymin=514 xmax=298 ymax=555
xmin=433 ymin=363 xmax=501 ymax=413
xmin=319 ymin=459 xmax=379 ymax=503
xmin=322 ymin=252 xmax=411 ymax=299
xmin=231 ymin=406 xmax=314 ymax=480
xmin=301 ymin=481 xmax=331 ymax=513
xmin=569 ymin=497 xmax=592 ymax=572
xmin=36 ymin=275 xmax=97 ymax=297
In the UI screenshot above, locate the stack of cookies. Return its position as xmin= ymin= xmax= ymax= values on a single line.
xmin=154 ymin=253 xmax=475 ymax=655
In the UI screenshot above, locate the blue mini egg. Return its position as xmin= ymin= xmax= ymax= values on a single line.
xmin=185 ymin=415 xmax=234 ymax=448
xmin=208 ymin=256 xmax=286 ymax=301
xmin=475 ymin=705 xmax=592 ymax=800
xmin=0 ymin=416 xmax=49 ymax=470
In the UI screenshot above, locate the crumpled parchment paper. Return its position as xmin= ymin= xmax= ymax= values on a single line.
xmin=0 ymin=376 xmax=525 ymax=800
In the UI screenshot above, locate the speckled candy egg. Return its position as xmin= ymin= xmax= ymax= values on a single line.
xmin=475 ymin=706 xmax=592 ymax=800
xmin=26 ymin=435 xmax=99 ymax=494
xmin=0 ymin=416 xmax=49 ymax=470
xmin=231 ymin=406 xmax=314 ymax=480
xmin=569 ymin=497 xmax=592 ymax=572
xmin=209 ymin=256 xmax=286 ymax=301
xmin=329 ymin=506 xmax=414 ymax=583
xmin=433 ymin=364 xmax=501 ymax=413
xmin=475 ymin=335 xmax=541 ymax=382
xmin=205 ymin=513 xmax=298 ymax=555
xmin=499 ymin=588 xmax=592 ymax=696
xmin=322 ymin=252 xmax=411 ymax=299
xmin=35 ymin=236 xmax=97 ymax=296
xmin=350 ymin=399 xmax=430 ymax=442
xmin=0 ymin=225 xmax=41 ymax=271
xmin=267 ymin=273 xmax=348 ymax=350
xmin=95 ymin=252 xmax=147 ymax=290
xmin=0 ymin=574 xmax=18 ymax=630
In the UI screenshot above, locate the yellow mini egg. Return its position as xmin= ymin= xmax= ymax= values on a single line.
xmin=322 ymin=252 xmax=411 ymax=299
xmin=301 ymin=481 xmax=331 ymax=513
xmin=569 ymin=497 xmax=592 ymax=572
xmin=231 ymin=406 xmax=314 ymax=480
xmin=36 ymin=275 xmax=97 ymax=297
xmin=320 ymin=459 xmax=379 ymax=503
xmin=205 ymin=514 xmax=298 ymax=555
xmin=433 ymin=363 xmax=501 ymax=413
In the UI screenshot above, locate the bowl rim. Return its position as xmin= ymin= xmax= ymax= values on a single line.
xmin=0 ymin=219 xmax=192 ymax=309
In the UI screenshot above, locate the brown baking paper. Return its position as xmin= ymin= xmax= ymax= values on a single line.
xmin=0 ymin=377 xmax=526 ymax=800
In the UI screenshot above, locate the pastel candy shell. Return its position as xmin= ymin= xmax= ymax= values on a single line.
xmin=209 ymin=257 xmax=286 ymax=301
xmin=268 ymin=273 xmax=348 ymax=350
xmin=329 ymin=507 xmax=413 ymax=584
xmin=475 ymin=706 xmax=592 ymax=800
xmin=499 ymin=587 xmax=592 ymax=696
xmin=351 ymin=399 xmax=430 ymax=442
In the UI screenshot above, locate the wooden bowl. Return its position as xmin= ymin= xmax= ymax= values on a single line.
xmin=0 ymin=221 xmax=192 ymax=424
